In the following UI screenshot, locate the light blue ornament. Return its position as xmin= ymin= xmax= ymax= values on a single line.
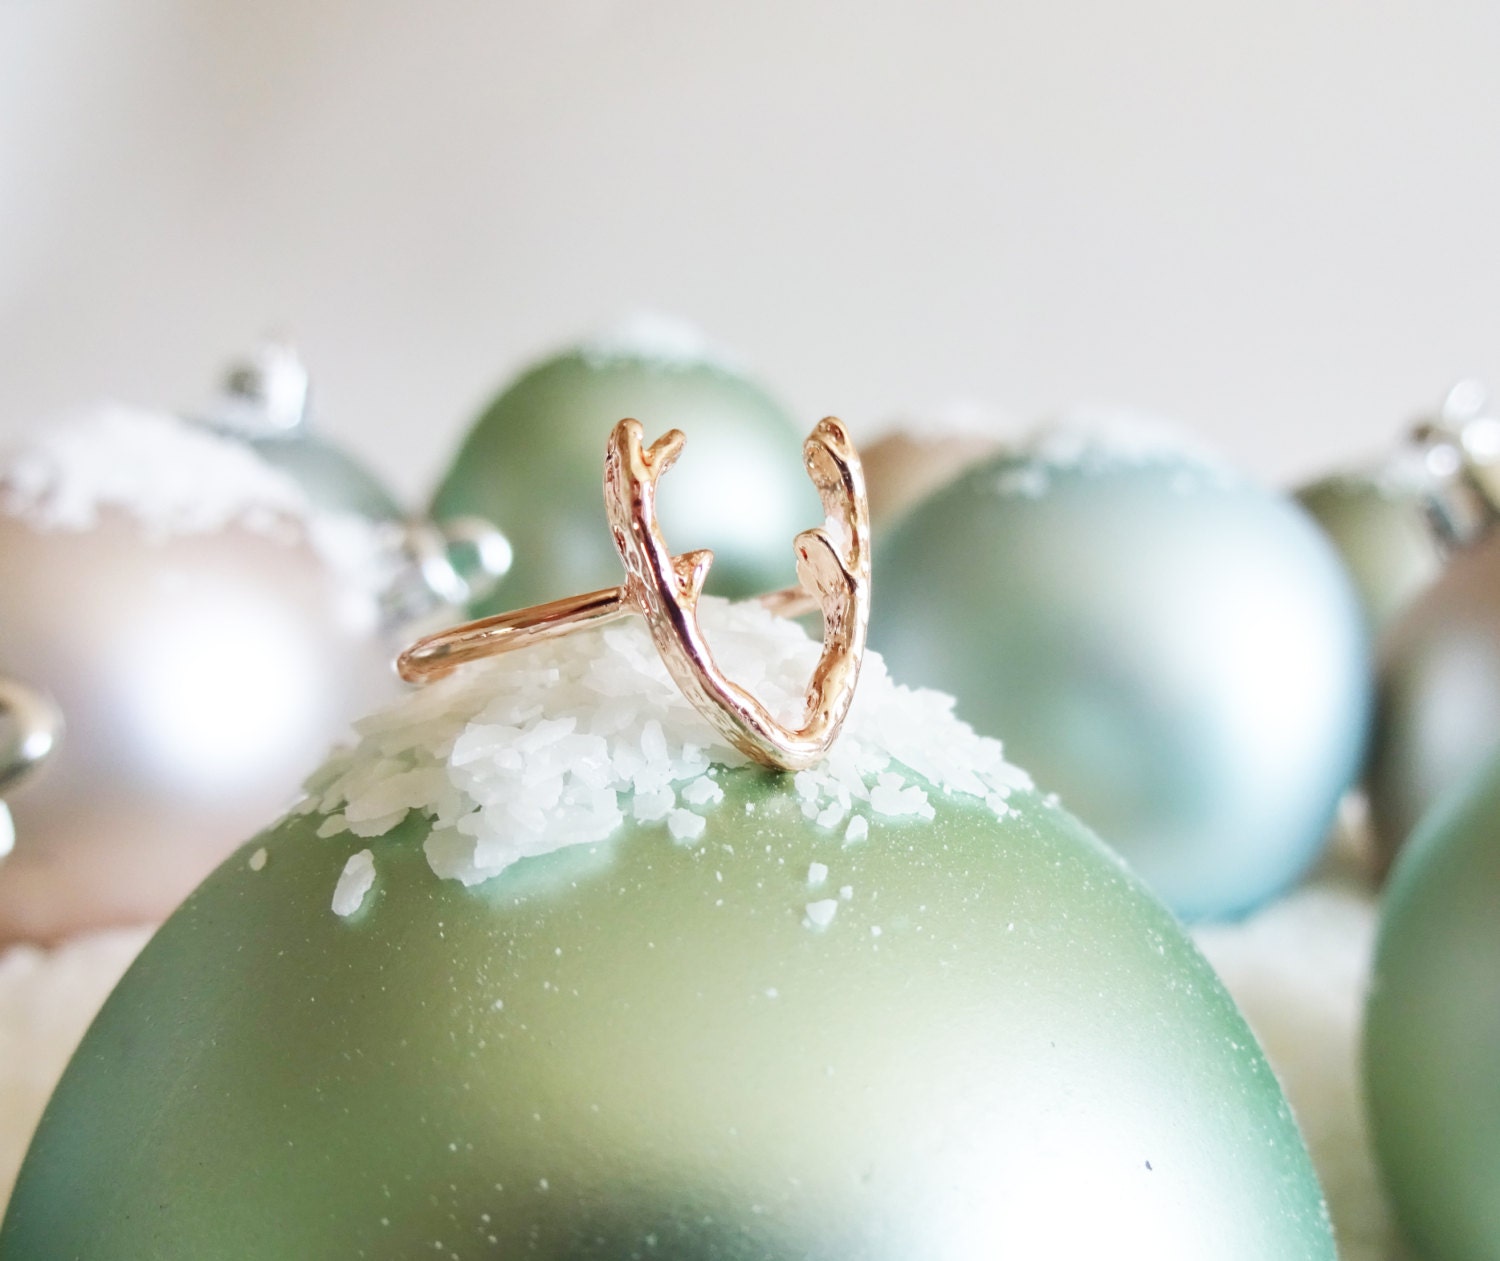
xmin=870 ymin=420 xmax=1372 ymax=920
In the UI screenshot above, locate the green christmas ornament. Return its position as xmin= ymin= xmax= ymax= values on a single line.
xmin=429 ymin=318 xmax=821 ymax=614
xmin=1294 ymin=473 xmax=1443 ymax=637
xmin=1365 ymin=747 xmax=1500 ymax=1260
xmin=870 ymin=415 xmax=1371 ymax=921
xmin=1295 ymin=382 xmax=1500 ymax=640
xmin=1 ymin=598 xmax=1334 ymax=1259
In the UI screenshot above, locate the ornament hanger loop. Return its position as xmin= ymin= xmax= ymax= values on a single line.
xmin=1407 ymin=379 xmax=1500 ymax=551
xmin=398 ymin=417 xmax=871 ymax=772
xmin=0 ymin=677 xmax=62 ymax=794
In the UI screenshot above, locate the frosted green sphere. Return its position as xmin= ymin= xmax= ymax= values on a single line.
xmin=2 ymin=780 xmax=1331 ymax=1257
xmin=1295 ymin=473 xmax=1442 ymax=636
xmin=1365 ymin=749 xmax=1500 ymax=1260
xmin=429 ymin=345 xmax=820 ymax=613
xmin=871 ymin=449 xmax=1371 ymax=921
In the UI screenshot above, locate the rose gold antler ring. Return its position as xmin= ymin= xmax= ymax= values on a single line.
xmin=397 ymin=417 xmax=871 ymax=772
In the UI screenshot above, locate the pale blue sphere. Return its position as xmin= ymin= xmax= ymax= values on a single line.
xmin=871 ymin=440 xmax=1372 ymax=920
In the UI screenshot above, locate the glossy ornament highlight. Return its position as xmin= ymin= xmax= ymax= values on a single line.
xmin=1365 ymin=748 xmax=1500 ymax=1260
xmin=429 ymin=318 xmax=820 ymax=613
xmin=2 ymin=601 xmax=1333 ymax=1259
xmin=870 ymin=417 xmax=1371 ymax=920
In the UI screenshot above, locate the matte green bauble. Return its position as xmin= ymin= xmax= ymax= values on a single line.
xmin=1366 ymin=528 xmax=1500 ymax=869
xmin=2 ymin=796 xmax=1332 ymax=1259
xmin=1 ymin=602 xmax=1332 ymax=1259
xmin=870 ymin=437 xmax=1372 ymax=921
xmin=430 ymin=331 xmax=820 ymax=613
xmin=1294 ymin=473 xmax=1443 ymax=635
xmin=1365 ymin=748 xmax=1500 ymax=1260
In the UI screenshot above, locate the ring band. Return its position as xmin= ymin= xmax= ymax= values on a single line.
xmin=397 ymin=581 xmax=817 ymax=684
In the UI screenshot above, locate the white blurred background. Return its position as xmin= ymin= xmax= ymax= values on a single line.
xmin=2 ymin=0 xmax=1497 ymax=499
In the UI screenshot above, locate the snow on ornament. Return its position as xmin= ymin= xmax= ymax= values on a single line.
xmin=0 ymin=405 xmax=415 ymax=943
xmin=870 ymin=407 xmax=1372 ymax=921
xmin=1 ymin=417 xmax=1334 ymax=1258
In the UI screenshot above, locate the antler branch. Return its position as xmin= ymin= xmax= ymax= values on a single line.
xmin=604 ymin=416 xmax=870 ymax=771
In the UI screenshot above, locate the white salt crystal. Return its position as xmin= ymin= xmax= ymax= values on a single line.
xmin=331 ymin=850 xmax=376 ymax=917
xmin=806 ymin=862 xmax=828 ymax=888
xmin=667 ymin=810 xmax=706 ymax=844
xmin=815 ymin=803 xmax=847 ymax=830
xmin=1031 ymin=406 xmax=1232 ymax=477
xmin=300 ymin=596 xmax=1034 ymax=896
xmin=803 ymin=899 xmax=838 ymax=931
xmin=0 ymin=404 xmax=398 ymax=620
xmin=578 ymin=312 xmax=745 ymax=373
xmin=247 ymin=847 xmax=268 ymax=872
xmin=632 ymin=787 xmax=675 ymax=822
xmin=839 ymin=885 xmax=853 ymax=901
xmin=869 ymin=778 xmax=934 ymax=819
xmin=0 ymin=405 xmax=308 ymax=536
xmin=681 ymin=776 xmax=724 ymax=807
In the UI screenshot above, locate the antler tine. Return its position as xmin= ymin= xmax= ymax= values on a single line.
xmin=793 ymin=417 xmax=870 ymax=610
xmin=603 ymin=415 xmax=870 ymax=772
xmin=616 ymin=418 xmax=686 ymax=479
